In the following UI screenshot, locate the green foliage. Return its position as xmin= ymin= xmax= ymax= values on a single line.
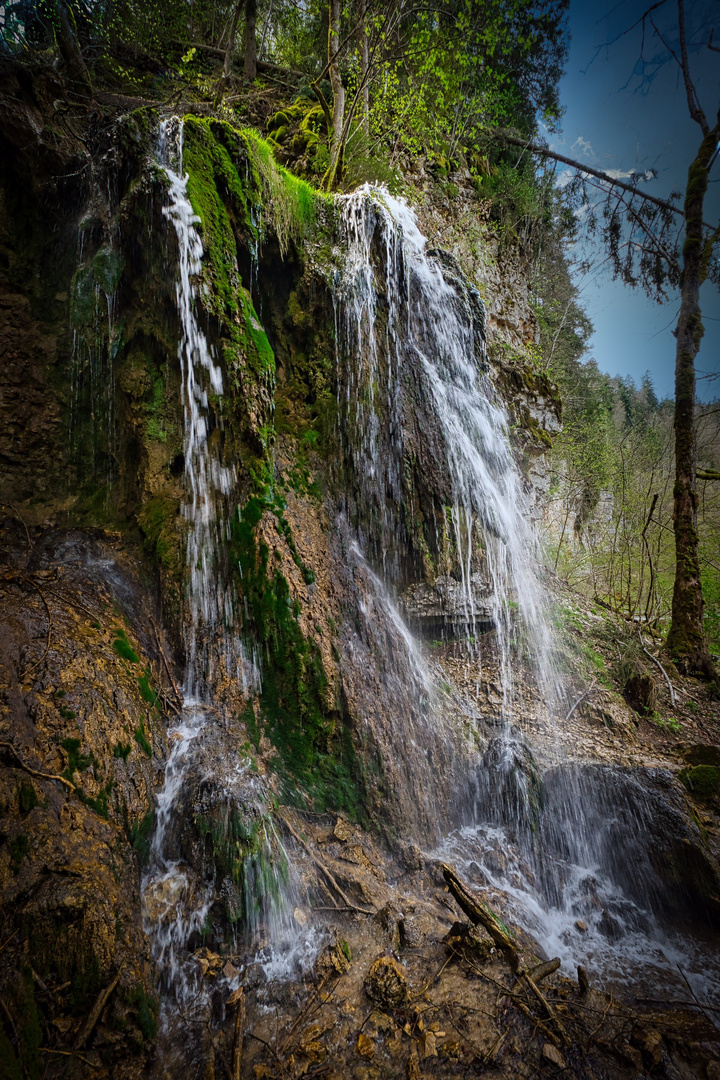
xmin=127 ymin=985 xmax=159 ymax=1042
xmin=138 ymin=670 xmax=158 ymax=705
xmin=230 ymin=494 xmax=362 ymax=815
xmin=680 ymin=764 xmax=720 ymax=800
xmin=13 ymin=968 xmax=40 ymax=1080
xmin=114 ymin=740 xmax=132 ymax=760
xmin=77 ymin=780 xmax=114 ymax=819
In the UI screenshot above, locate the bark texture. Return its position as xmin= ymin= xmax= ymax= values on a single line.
xmin=666 ymin=113 xmax=719 ymax=677
xmin=243 ymin=0 xmax=257 ymax=79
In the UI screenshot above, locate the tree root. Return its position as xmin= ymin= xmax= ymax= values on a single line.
xmin=0 ymin=741 xmax=75 ymax=792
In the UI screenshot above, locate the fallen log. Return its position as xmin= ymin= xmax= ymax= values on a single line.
xmin=441 ymin=864 xmax=518 ymax=964
xmin=527 ymin=958 xmax=561 ymax=984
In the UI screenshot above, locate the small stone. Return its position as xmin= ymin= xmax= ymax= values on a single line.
xmin=542 ymin=1043 xmax=566 ymax=1068
xmin=631 ymin=1026 xmax=663 ymax=1067
xmin=226 ymin=987 xmax=244 ymax=1006
xmin=575 ymin=919 xmax=588 ymax=932
xmin=419 ymin=1031 xmax=437 ymax=1058
xmin=364 ymin=955 xmax=410 ymax=1009
xmin=356 ymin=1032 xmax=375 ymax=1058
xmin=294 ymin=906 xmax=308 ymax=926
xmin=334 ymin=817 xmax=354 ymax=842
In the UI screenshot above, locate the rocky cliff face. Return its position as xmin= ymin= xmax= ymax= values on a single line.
xmin=1 ymin=64 xmax=719 ymax=1080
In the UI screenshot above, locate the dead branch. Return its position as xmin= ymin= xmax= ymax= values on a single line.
xmin=18 ymin=575 xmax=52 ymax=676
xmin=151 ymin=618 xmax=183 ymax=704
xmin=231 ymin=988 xmax=245 ymax=1080
xmin=75 ymin=967 xmax=123 ymax=1050
xmin=637 ymin=629 xmax=676 ymax=706
xmin=521 ymin=971 xmax=569 ymax=1044
xmin=564 ymin=679 xmax=597 ymax=722
xmin=0 ymin=503 xmax=33 ymax=555
xmin=39 ymin=1047 xmax=101 ymax=1068
xmin=441 ymin=864 xmax=518 ymax=962
xmin=0 ymin=741 xmax=75 ymax=793
xmin=527 ymin=958 xmax=561 ymax=984
xmin=279 ymin=814 xmax=374 ymax=915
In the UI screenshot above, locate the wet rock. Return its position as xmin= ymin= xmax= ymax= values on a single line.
xmin=631 ymin=1026 xmax=664 ymax=1067
xmin=334 ymin=817 xmax=354 ymax=842
xmin=364 ymin=956 xmax=410 ymax=1010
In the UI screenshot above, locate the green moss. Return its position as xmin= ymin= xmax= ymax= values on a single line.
xmin=77 ymin=779 xmax=113 ymax=819
xmin=138 ymin=670 xmax=158 ymax=705
xmin=138 ymin=496 xmax=181 ymax=576
xmin=230 ymin=495 xmax=362 ymax=815
xmin=679 ymin=764 xmax=720 ymax=799
xmin=9 ymin=833 xmax=29 ymax=872
xmin=127 ymin=985 xmax=158 ymax=1042
xmin=13 ymin=968 xmax=40 ymax=1080
xmin=93 ymin=246 xmax=123 ymax=294
xmin=134 ymin=719 xmax=152 ymax=757
xmin=113 ymin=627 xmax=140 ymax=664
xmin=0 ymin=1030 xmax=22 ymax=1080
xmin=60 ymin=737 xmax=93 ymax=781
xmin=18 ymin=781 xmax=38 ymax=814
xmin=114 ymin=741 xmax=132 ymax=760
xmin=129 ymin=810 xmax=155 ymax=866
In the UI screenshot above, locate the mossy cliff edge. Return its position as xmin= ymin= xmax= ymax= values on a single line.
xmin=1 ymin=70 xmax=719 ymax=1080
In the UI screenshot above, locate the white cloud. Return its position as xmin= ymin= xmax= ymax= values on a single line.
xmin=572 ymin=136 xmax=595 ymax=159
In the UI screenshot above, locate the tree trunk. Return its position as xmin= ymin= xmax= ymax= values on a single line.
xmin=243 ymin=0 xmax=257 ymax=79
xmin=666 ymin=118 xmax=718 ymax=677
xmin=358 ymin=0 xmax=369 ymax=137
xmin=54 ymin=0 xmax=92 ymax=96
xmin=323 ymin=0 xmax=346 ymax=188
xmin=223 ymin=0 xmax=245 ymax=79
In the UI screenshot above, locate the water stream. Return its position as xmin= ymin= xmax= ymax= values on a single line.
xmin=142 ymin=122 xmax=309 ymax=1018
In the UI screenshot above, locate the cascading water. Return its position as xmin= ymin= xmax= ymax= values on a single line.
xmin=141 ymin=122 xmax=308 ymax=1019
xmin=331 ymin=185 xmax=720 ymax=1010
xmin=334 ymin=186 xmax=559 ymax=718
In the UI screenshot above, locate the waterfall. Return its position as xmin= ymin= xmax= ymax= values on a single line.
xmin=331 ymin=185 xmax=719 ymax=1008
xmin=334 ymin=185 xmax=559 ymax=722
xmin=141 ymin=122 xmax=305 ymax=1012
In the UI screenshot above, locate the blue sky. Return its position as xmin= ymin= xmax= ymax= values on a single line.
xmin=547 ymin=0 xmax=720 ymax=402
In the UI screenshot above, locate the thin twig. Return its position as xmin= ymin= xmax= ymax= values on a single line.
xmin=151 ymin=618 xmax=183 ymax=704
xmin=676 ymin=964 xmax=717 ymax=1026
xmin=638 ymin=629 xmax=676 ymax=706
xmin=0 ymin=741 xmax=75 ymax=792
xmin=564 ymin=678 xmax=597 ymax=722
xmin=40 ymin=1048 xmax=101 ymax=1068
xmin=19 ymin=575 xmax=52 ymax=676
xmin=279 ymin=815 xmax=374 ymax=915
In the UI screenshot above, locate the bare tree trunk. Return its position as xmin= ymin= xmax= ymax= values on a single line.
xmin=243 ymin=0 xmax=257 ymax=79
xmin=666 ymin=115 xmax=718 ymax=676
xmin=223 ymin=0 xmax=245 ymax=79
xmin=53 ymin=0 xmax=92 ymax=96
xmin=358 ymin=0 xmax=369 ymax=137
xmin=325 ymin=0 xmax=345 ymax=187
